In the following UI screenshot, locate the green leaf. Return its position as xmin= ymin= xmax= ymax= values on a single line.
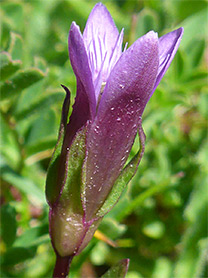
xmin=90 ymin=242 xmax=109 ymax=266
xmin=101 ymin=259 xmax=129 ymax=278
xmin=186 ymin=39 xmax=206 ymax=68
xmin=0 ymin=204 xmax=17 ymax=247
xmin=152 ymin=257 xmax=172 ymax=278
xmin=14 ymin=91 xmax=65 ymax=121
xmin=180 ymin=8 xmax=207 ymax=49
xmin=142 ymin=221 xmax=165 ymax=239
xmin=173 ymin=49 xmax=185 ymax=79
xmin=34 ymin=56 xmax=48 ymax=73
xmin=174 ymin=176 xmax=208 ymax=278
xmin=115 ymin=181 xmax=169 ymax=222
xmin=173 ymin=0 xmax=207 ymax=21
xmin=193 ymin=238 xmax=208 ymax=278
xmin=1 ymin=167 xmax=45 ymax=204
xmin=26 ymin=136 xmax=57 ymax=157
xmin=99 ymin=218 xmax=127 ymax=241
xmin=1 ymin=247 xmax=37 ymax=266
xmin=135 ymin=9 xmax=159 ymax=39
xmin=0 ymin=68 xmax=45 ymax=100
xmin=25 ymin=109 xmax=58 ymax=147
xmin=0 ymin=114 xmax=21 ymax=169
xmin=8 ymin=32 xmax=23 ymax=61
xmin=96 ymin=124 xmax=145 ymax=218
xmin=0 ymin=52 xmax=21 ymax=80
xmin=14 ymin=224 xmax=49 ymax=248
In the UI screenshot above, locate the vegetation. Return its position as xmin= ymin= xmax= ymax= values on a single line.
xmin=0 ymin=0 xmax=207 ymax=277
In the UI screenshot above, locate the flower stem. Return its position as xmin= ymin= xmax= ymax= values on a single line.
xmin=53 ymin=254 xmax=73 ymax=278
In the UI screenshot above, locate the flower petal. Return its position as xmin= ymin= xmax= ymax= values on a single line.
xmin=82 ymin=31 xmax=159 ymax=221
xmin=83 ymin=3 xmax=123 ymax=97
xmin=68 ymin=22 xmax=96 ymax=119
xmin=152 ymin=27 xmax=184 ymax=94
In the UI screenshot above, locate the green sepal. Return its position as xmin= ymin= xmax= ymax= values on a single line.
xmin=0 ymin=68 xmax=45 ymax=100
xmin=45 ymin=86 xmax=70 ymax=206
xmin=101 ymin=259 xmax=129 ymax=278
xmin=96 ymin=124 xmax=145 ymax=218
xmin=0 ymin=52 xmax=22 ymax=80
xmin=49 ymin=126 xmax=90 ymax=257
xmin=59 ymin=126 xmax=87 ymax=213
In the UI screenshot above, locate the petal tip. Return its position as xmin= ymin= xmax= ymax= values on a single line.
xmin=177 ymin=26 xmax=184 ymax=34
xmin=69 ymin=21 xmax=80 ymax=33
xmin=146 ymin=30 xmax=158 ymax=40
xmin=173 ymin=27 xmax=184 ymax=40
xmin=93 ymin=2 xmax=108 ymax=11
xmin=177 ymin=27 xmax=184 ymax=40
xmin=141 ymin=31 xmax=158 ymax=50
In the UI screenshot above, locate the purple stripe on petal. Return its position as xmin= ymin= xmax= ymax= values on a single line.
xmin=152 ymin=27 xmax=184 ymax=95
xmin=82 ymin=31 xmax=159 ymax=221
xmin=83 ymin=3 xmax=123 ymax=96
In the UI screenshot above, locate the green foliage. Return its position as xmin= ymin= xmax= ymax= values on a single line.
xmin=1 ymin=204 xmax=17 ymax=248
xmin=0 ymin=52 xmax=21 ymax=80
xmin=0 ymin=68 xmax=45 ymax=100
xmin=101 ymin=259 xmax=129 ymax=278
xmin=0 ymin=0 xmax=207 ymax=277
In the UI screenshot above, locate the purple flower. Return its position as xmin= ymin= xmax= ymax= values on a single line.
xmin=46 ymin=2 xmax=183 ymax=261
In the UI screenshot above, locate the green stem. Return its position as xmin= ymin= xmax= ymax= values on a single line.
xmin=53 ymin=254 xmax=73 ymax=278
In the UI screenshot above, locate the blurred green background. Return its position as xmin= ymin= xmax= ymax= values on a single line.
xmin=0 ymin=0 xmax=207 ymax=277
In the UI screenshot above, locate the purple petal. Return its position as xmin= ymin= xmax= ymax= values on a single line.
xmin=82 ymin=31 xmax=159 ymax=221
xmin=63 ymin=22 xmax=97 ymax=152
xmin=83 ymin=3 xmax=123 ymax=99
xmin=68 ymin=22 xmax=96 ymax=119
xmin=152 ymin=27 xmax=184 ymax=94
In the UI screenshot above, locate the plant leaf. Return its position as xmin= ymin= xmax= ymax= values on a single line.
xmin=0 ymin=204 xmax=17 ymax=247
xmin=174 ymin=175 xmax=208 ymax=278
xmin=8 ymin=32 xmax=23 ymax=61
xmin=101 ymin=259 xmax=129 ymax=278
xmin=14 ymin=224 xmax=49 ymax=248
xmin=1 ymin=247 xmax=37 ymax=266
xmin=1 ymin=167 xmax=45 ymax=203
xmin=0 ymin=52 xmax=22 ymax=80
xmin=0 ymin=68 xmax=45 ymax=100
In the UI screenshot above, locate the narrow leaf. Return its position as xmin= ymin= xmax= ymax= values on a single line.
xmin=0 ymin=204 xmax=17 ymax=247
xmin=0 ymin=52 xmax=21 ymax=80
xmin=8 ymin=32 xmax=23 ymax=61
xmin=0 ymin=68 xmax=45 ymax=100
xmin=14 ymin=224 xmax=49 ymax=248
xmin=1 ymin=247 xmax=36 ymax=266
xmin=101 ymin=259 xmax=129 ymax=278
xmin=174 ymin=177 xmax=208 ymax=278
xmin=1 ymin=169 xmax=44 ymax=203
xmin=14 ymin=91 xmax=65 ymax=121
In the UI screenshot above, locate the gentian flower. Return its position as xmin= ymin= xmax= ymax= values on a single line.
xmin=46 ymin=2 xmax=183 ymax=274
